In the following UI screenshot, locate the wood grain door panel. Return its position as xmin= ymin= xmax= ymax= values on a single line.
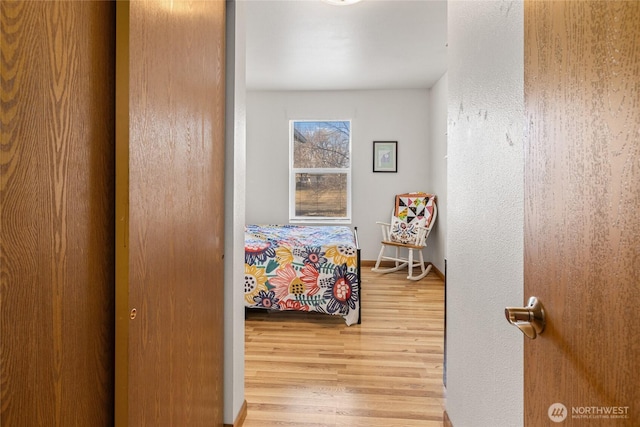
xmin=1 ymin=1 xmax=116 ymax=425
xmin=524 ymin=1 xmax=640 ymax=425
xmin=115 ymin=1 xmax=226 ymax=425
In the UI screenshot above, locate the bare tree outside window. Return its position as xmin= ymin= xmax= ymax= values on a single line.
xmin=290 ymin=121 xmax=351 ymax=221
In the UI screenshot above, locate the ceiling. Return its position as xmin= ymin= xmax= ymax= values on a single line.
xmin=244 ymin=0 xmax=448 ymax=91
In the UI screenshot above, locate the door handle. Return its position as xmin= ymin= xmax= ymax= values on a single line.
xmin=505 ymin=296 xmax=546 ymax=339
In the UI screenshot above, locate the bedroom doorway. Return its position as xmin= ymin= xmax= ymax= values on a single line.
xmin=234 ymin=1 xmax=448 ymax=425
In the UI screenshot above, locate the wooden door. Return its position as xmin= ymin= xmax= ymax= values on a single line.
xmin=524 ymin=1 xmax=639 ymax=425
xmin=1 ymin=1 xmax=115 ymax=425
xmin=114 ymin=1 xmax=226 ymax=425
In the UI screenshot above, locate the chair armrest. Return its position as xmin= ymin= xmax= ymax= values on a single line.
xmin=414 ymin=225 xmax=429 ymax=247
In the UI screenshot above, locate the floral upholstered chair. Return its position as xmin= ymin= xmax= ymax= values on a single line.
xmin=371 ymin=192 xmax=437 ymax=281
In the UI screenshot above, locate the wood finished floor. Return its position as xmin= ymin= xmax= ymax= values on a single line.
xmin=243 ymin=267 xmax=445 ymax=427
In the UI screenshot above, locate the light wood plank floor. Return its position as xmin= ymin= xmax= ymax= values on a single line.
xmin=243 ymin=267 xmax=445 ymax=427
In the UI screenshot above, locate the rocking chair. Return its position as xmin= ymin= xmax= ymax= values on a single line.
xmin=371 ymin=192 xmax=437 ymax=281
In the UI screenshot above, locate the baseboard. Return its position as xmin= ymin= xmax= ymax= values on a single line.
xmin=443 ymin=410 xmax=453 ymax=427
xmin=362 ymin=260 xmax=445 ymax=280
xmin=223 ymin=400 xmax=247 ymax=427
xmin=431 ymin=264 xmax=444 ymax=280
xmin=360 ymin=259 xmax=379 ymax=268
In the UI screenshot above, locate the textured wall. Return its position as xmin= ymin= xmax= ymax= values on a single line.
xmin=446 ymin=1 xmax=524 ymax=425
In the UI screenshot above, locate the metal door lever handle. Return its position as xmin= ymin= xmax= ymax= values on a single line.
xmin=505 ymin=296 xmax=546 ymax=339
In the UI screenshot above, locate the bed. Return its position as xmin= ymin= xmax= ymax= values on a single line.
xmin=244 ymin=224 xmax=361 ymax=325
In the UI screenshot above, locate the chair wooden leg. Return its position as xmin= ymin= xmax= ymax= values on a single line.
xmin=373 ymin=245 xmax=386 ymax=270
xmin=408 ymin=250 xmax=431 ymax=281
xmin=407 ymin=248 xmax=414 ymax=280
xmin=372 ymin=244 xmax=431 ymax=280
xmin=371 ymin=244 xmax=409 ymax=274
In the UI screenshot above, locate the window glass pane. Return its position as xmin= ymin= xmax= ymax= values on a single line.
xmin=295 ymin=173 xmax=347 ymax=218
xmin=293 ymin=121 xmax=350 ymax=169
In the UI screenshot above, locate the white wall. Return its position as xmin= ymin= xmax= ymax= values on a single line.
xmin=424 ymin=73 xmax=447 ymax=273
xmin=224 ymin=0 xmax=246 ymax=424
xmin=246 ymin=89 xmax=445 ymax=267
xmin=446 ymin=1 xmax=524 ymax=426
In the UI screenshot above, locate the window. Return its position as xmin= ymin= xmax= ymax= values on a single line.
xmin=289 ymin=120 xmax=351 ymax=223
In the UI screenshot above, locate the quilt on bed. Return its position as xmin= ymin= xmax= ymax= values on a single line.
xmin=244 ymin=224 xmax=360 ymax=325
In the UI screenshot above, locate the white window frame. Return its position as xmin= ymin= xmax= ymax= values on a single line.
xmin=289 ymin=119 xmax=352 ymax=224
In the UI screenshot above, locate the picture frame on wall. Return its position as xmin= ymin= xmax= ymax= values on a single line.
xmin=373 ymin=141 xmax=397 ymax=173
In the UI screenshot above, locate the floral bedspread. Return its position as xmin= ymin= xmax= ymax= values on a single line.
xmin=244 ymin=225 xmax=360 ymax=325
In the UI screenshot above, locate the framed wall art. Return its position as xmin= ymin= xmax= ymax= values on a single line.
xmin=373 ymin=141 xmax=397 ymax=173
